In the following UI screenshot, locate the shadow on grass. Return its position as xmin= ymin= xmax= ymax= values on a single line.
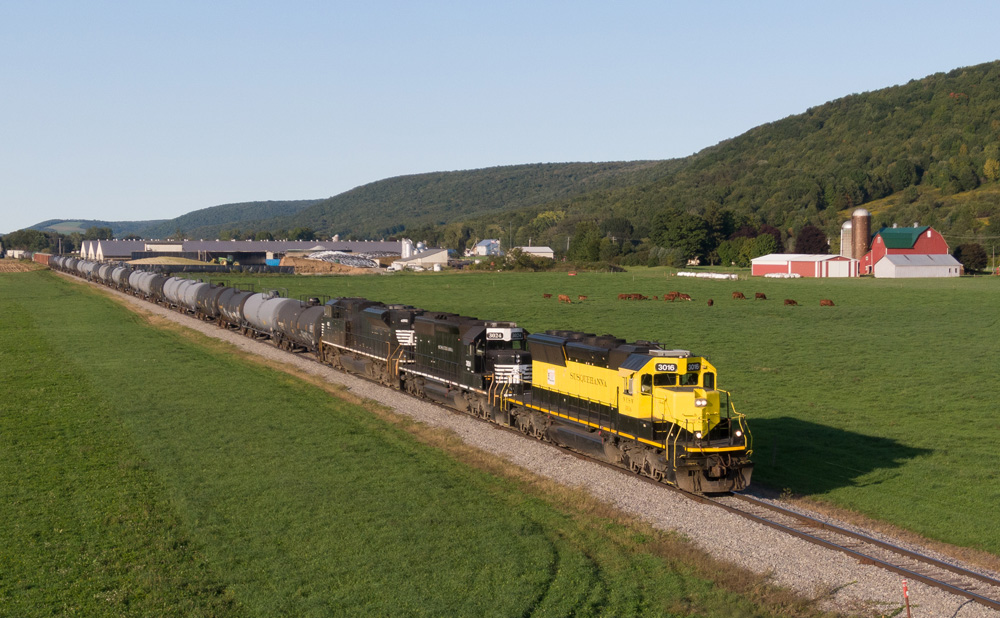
xmin=748 ymin=417 xmax=932 ymax=495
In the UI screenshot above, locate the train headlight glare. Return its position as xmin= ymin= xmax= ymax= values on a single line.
xmin=694 ymin=398 xmax=708 ymax=407
xmin=735 ymin=430 xmax=743 ymax=438
xmin=695 ymin=431 xmax=703 ymax=439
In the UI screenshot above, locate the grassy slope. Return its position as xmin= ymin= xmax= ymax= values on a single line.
xmin=211 ymin=268 xmax=1000 ymax=555
xmin=0 ymin=270 xmax=818 ymax=617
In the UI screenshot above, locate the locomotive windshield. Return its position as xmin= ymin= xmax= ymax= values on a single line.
xmin=652 ymin=372 xmax=711 ymax=387
xmin=486 ymin=339 xmax=525 ymax=350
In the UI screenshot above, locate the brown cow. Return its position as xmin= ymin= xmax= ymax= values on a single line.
xmin=707 ymin=299 xmax=714 ymax=306
xmin=678 ymin=293 xmax=692 ymax=301
xmin=558 ymin=294 xmax=572 ymax=304
xmin=820 ymin=299 xmax=835 ymax=306
xmin=732 ymin=291 xmax=746 ymax=300
xmin=577 ymin=295 xmax=587 ymax=301
xmin=542 ymin=293 xmax=552 ymax=299
xmin=618 ymin=293 xmax=628 ymax=300
xmin=755 ymin=292 xmax=767 ymax=300
xmin=784 ymin=299 xmax=798 ymax=306
xmin=664 ymin=292 xmax=678 ymax=302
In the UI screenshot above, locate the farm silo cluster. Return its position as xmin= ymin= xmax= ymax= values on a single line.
xmin=751 ymin=208 xmax=962 ymax=278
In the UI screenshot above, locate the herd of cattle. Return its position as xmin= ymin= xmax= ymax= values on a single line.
xmin=542 ymin=291 xmax=835 ymax=306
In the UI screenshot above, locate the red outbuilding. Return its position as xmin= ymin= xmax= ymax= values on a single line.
xmin=751 ymin=254 xmax=858 ymax=277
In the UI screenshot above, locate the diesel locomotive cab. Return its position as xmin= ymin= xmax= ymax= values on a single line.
xmin=623 ymin=350 xmax=752 ymax=492
xmin=482 ymin=324 xmax=532 ymax=388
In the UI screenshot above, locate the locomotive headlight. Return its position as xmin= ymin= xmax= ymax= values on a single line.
xmin=735 ymin=430 xmax=743 ymax=438
xmin=695 ymin=431 xmax=703 ymax=439
xmin=694 ymin=398 xmax=708 ymax=407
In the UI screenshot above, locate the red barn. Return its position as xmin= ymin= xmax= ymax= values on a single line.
xmin=751 ymin=254 xmax=858 ymax=277
xmin=860 ymin=225 xmax=960 ymax=277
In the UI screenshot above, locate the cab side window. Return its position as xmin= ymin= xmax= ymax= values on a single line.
xmin=640 ymin=374 xmax=652 ymax=394
xmin=704 ymin=372 xmax=715 ymax=389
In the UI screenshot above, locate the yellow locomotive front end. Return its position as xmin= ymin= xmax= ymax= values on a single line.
xmin=618 ymin=352 xmax=752 ymax=492
xmin=508 ymin=331 xmax=752 ymax=494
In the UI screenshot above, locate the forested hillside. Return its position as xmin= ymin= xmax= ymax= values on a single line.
xmin=412 ymin=61 xmax=1000 ymax=265
xmin=138 ymin=199 xmax=323 ymax=239
xmin=271 ymin=162 xmax=672 ymax=240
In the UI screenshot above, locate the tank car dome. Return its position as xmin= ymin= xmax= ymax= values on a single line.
xmin=852 ymin=207 xmax=871 ymax=217
xmin=841 ymin=220 xmax=853 ymax=229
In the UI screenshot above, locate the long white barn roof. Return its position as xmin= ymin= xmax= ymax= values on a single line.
xmin=750 ymin=253 xmax=851 ymax=265
xmin=877 ymin=254 xmax=961 ymax=267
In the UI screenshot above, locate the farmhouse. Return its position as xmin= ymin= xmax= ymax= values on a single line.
xmin=860 ymin=225 xmax=961 ymax=277
xmin=751 ymin=254 xmax=859 ymax=277
xmin=471 ymin=239 xmax=502 ymax=256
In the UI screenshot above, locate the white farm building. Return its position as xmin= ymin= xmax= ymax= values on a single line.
xmin=873 ymin=254 xmax=963 ymax=278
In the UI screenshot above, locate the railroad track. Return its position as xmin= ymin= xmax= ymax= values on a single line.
xmin=69 ymin=272 xmax=1000 ymax=613
xmin=697 ymin=492 xmax=1000 ymax=612
xmin=485 ymin=415 xmax=1000 ymax=612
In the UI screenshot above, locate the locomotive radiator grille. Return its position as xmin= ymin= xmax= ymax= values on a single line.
xmin=396 ymin=330 xmax=416 ymax=346
xmin=495 ymin=364 xmax=532 ymax=384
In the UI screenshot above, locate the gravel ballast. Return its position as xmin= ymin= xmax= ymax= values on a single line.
xmin=84 ymin=277 xmax=1000 ymax=617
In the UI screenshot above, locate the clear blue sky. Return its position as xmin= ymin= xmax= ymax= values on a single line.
xmin=2 ymin=1 xmax=999 ymax=234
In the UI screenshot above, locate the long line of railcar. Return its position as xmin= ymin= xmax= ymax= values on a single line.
xmin=49 ymin=256 xmax=752 ymax=493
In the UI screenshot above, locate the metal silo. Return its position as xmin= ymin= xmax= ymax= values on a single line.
xmin=840 ymin=221 xmax=853 ymax=258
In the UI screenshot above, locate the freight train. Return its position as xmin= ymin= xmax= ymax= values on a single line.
xmin=48 ymin=256 xmax=753 ymax=493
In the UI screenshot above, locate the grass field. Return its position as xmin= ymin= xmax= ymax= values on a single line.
xmin=0 ymin=270 xmax=830 ymax=617
xmin=197 ymin=267 xmax=1000 ymax=557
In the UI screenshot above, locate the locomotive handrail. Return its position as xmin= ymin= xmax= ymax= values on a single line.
xmin=719 ymin=390 xmax=753 ymax=455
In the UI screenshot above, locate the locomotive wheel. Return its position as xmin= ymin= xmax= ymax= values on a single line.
xmin=628 ymin=457 xmax=642 ymax=474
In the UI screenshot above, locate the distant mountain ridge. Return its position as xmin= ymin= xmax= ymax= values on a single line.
xmin=29 ymin=219 xmax=167 ymax=237
xmin=29 ymin=200 xmax=323 ymax=239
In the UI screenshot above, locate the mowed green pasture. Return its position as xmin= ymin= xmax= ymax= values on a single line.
xmin=210 ymin=267 xmax=1000 ymax=555
xmin=0 ymin=270 xmax=813 ymax=617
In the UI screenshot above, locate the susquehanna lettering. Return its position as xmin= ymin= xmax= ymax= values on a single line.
xmin=568 ymin=372 xmax=606 ymax=387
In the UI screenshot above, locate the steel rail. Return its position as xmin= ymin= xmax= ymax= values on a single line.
xmin=696 ymin=492 xmax=1000 ymax=612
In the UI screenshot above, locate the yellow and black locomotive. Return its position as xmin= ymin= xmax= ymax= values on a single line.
xmin=504 ymin=331 xmax=752 ymax=493
xmin=49 ymin=254 xmax=753 ymax=494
